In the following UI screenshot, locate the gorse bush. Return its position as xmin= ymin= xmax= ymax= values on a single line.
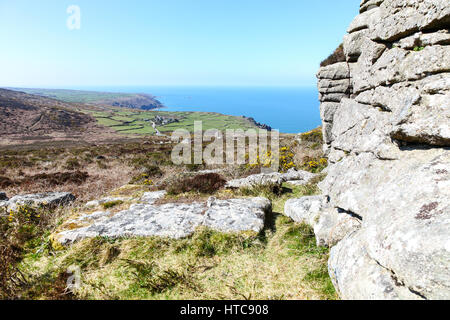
xmin=244 ymin=146 xmax=296 ymax=173
xmin=167 ymin=173 xmax=226 ymax=195
xmin=300 ymin=157 xmax=328 ymax=173
xmin=129 ymin=165 xmax=162 ymax=185
xmin=300 ymin=128 xmax=323 ymax=143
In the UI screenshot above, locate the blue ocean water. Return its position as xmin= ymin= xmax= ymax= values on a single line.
xmin=79 ymin=86 xmax=321 ymax=134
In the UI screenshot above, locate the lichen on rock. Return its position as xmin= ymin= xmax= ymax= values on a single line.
xmin=290 ymin=0 xmax=450 ymax=300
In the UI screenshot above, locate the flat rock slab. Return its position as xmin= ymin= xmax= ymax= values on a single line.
xmin=281 ymin=169 xmax=318 ymax=185
xmin=204 ymin=197 xmax=271 ymax=233
xmin=139 ymin=191 xmax=167 ymax=204
xmin=225 ymin=169 xmax=317 ymax=189
xmin=7 ymin=192 xmax=76 ymax=211
xmin=53 ymin=196 xmax=271 ymax=246
xmin=226 ymin=172 xmax=283 ymax=189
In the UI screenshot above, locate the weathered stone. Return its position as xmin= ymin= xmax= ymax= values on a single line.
xmin=320 ymin=149 xmax=450 ymax=299
xmin=284 ymin=196 xmax=326 ymax=227
xmin=320 ymin=102 xmax=340 ymax=123
xmin=322 ymin=121 xmax=334 ymax=145
xmin=344 ymin=29 xmax=369 ymax=62
xmin=352 ymin=45 xmax=450 ymax=94
xmin=348 ymin=7 xmax=379 ymax=33
xmin=53 ymin=196 xmax=271 ymax=246
xmin=225 ymin=172 xmax=283 ymax=189
xmin=360 ymin=0 xmax=384 ymax=13
xmin=139 ymin=191 xmax=167 ymax=204
xmin=318 ymin=79 xmax=351 ymax=94
xmin=395 ymin=30 xmax=450 ymax=49
xmin=314 ymin=207 xmax=362 ymax=247
xmin=8 ymin=192 xmax=75 ymax=211
xmin=317 ymin=62 xmax=350 ymax=80
xmin=56 ymin=202 xmax=207 ymax=244
xmin=319 ymin=92 xmax=348 ymax=103
xmin=354 ymin=74 xmax=450 ymax=146
xmin=281 ymin=169 xmax=318 ymax=185
xmin=331 ymin=98 xmax=398 ymax=158
xmin=327 ymin=148 xmax=346 ymax=164
xmin=203 ymin=197 xmax=271 ymax=233
xmin=329 ymin=232 xmax=422 ymax=300
xmin=316 ymin=1 xmax=450 ymax=299
xmin=368 ymin=0 xmax=450 ymax=42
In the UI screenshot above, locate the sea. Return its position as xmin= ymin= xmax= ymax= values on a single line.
xmin=77 ymin=86 xmax=321 ymax=134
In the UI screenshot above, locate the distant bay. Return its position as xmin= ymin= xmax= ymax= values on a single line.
xmin=75 ymin=86 xmax=321 ymax=134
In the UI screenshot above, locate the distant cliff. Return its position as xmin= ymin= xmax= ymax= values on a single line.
xmin=313 ymin=0 xmax=449 ymax=299
xmin=7 ymin=88 xmax=165 ymax=111
xmin=110 ymin=94 xmax=164 ymax=110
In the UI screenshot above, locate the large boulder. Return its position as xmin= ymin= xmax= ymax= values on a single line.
xmin=313 ymin=207 xmax=362 ymax=247
xmin=314 ymin=0 xmax=450 ymax=299
xmin=328 ymin=232 xmax=422 ymax=300
xmin=284 ymin=196 xmax=362 ymax=247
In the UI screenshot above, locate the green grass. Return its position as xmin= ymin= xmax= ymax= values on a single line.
xmin=15 ymin=172 xmax=336 ymax=300
xmin=102 ymin=200 xmax=124 ymax=210
xmin=88 ymin=108 xmax=260 ymax=136
xmin=20 ymin=219 xmax=336 ymax=300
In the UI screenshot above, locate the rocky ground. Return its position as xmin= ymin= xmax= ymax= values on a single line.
xmin=0 ymin=130 xmax=334 ymax=300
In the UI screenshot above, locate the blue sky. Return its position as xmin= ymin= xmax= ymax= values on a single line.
xmin=0 ymin=0 xmax=359 ymax=87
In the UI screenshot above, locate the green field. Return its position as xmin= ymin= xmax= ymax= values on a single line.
xmin=88 ymin=108 xmax=259 ymax=135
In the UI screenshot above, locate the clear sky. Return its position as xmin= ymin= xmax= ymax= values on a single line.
xmin=0 ymin=0 xmax=360 ymax=87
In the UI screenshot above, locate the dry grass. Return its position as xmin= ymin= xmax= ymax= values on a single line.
xmin=0 ymin=139 xmax=179 ymax=202
xmin=320 ymin=43 xmax=345 ymax=67
xmin=17 ymin=177 xmax=336 ymax=300
xmin=1 ymin=133 xmax=336 ymax=300
xmin=20 ymin=217 xmax=336 ymax=300
xmin=166 ymin=173 xmax=226 ymax=195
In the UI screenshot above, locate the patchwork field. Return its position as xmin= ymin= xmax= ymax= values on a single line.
xmin=87 ymin=109 xmax=260 ymax=135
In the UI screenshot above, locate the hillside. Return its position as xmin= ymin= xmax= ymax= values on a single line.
xmin=0 ymin=88 xmax=94 ymax=134
xmin=0 ymin=89 xmax=126 ymax=147
xmin=6 ymin=88 xmax=164 ymax=110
